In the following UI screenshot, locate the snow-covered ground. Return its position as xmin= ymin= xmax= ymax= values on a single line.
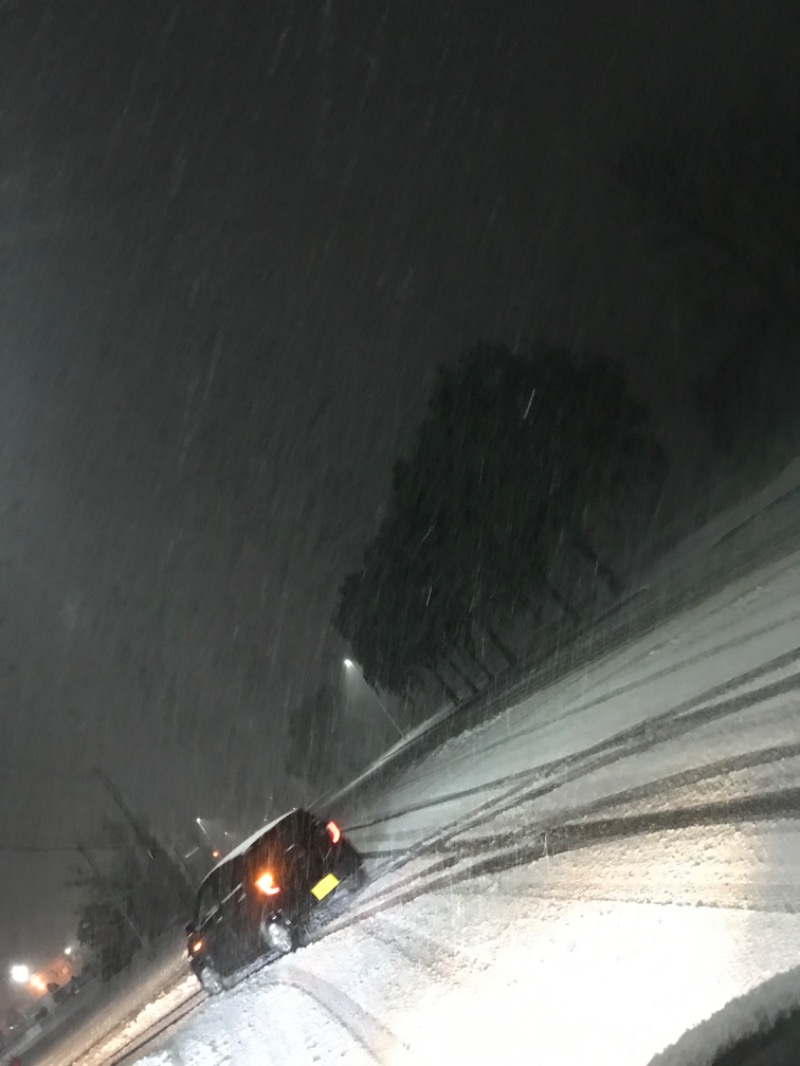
xmin=35 ymin=536 xmax=800 ymax=1066
xmin=27 ymin=465 xmax=800 ymax=1066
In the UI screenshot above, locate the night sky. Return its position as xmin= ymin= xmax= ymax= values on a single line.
xmin=1 ymin=0 xmax=797 ymax=983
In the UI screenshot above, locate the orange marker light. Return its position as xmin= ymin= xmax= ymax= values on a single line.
xmin=191 ymin=939 xmax=204 ymax=954
xmin=255 ymin=869 xmax=281 ymax=896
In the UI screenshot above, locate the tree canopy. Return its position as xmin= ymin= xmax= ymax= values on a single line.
xmin=335 ymin=343 xmax=666 ymax=696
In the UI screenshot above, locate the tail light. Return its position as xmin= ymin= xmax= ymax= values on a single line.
xmin=326 ymin=820 xmax=341 ymax=845
xmin=255 ymin=869 xmax=281 ymax=896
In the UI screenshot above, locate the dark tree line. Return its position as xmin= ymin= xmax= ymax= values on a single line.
xmin=334 ymin=344 xmax=666 ymax=700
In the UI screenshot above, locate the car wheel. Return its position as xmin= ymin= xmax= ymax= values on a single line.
xmin=198 ymin=963 xmax=227 ymax=995
xmin=261 ymin=918 xmax=295 ymax=956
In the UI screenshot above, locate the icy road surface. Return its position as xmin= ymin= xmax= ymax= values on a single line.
xmin=43 ymin=546 xmax=800 ymax=1066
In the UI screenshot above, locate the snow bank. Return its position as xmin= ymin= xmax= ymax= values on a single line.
xmin=35 ymin=455 xmax=800 ymax=1066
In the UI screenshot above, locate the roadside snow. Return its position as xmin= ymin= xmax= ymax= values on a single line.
xmin=36 ymin=464 xmax=800 ymax=1066
xmin=123 ymin=543 xmax=800 ymax=1066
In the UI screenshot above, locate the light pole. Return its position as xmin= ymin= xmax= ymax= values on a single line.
xmin=343 ymin=659 xmax=405 ymax=740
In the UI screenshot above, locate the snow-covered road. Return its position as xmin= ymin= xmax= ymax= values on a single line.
xmin=44 ymin=537 xmax=800 ymax=1066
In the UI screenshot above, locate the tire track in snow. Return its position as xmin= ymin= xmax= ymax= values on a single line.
xmin=260 ymin=964 xmax=407 ymax=1063
xmin=438 ymin=787 xmax=800 ymax=860
xmin=108 ymin=965 xmax=405 ymax=1066
xmin=326 ymin=788 xmax=800 ymax=937
xmin=437 ymin=736 xmax=800 ymax=852
xmin=348 ymin=676 xmax=800 ymax=935
xmin=469 ymin=876 xmax=800 ymax=916
xmin=428 ymin=666 xmax=800 ymax=841
xmin=364 ymin=554 xmax=800 ymax=799
xmin=472 ymin=618 xmax=800 ymax=766
xmin=347 ymin=665 xmax=800 ymax=918
xmin=345 ymin=729 xmax=800 ymax=938
xmin=361 ymin=916 xmax=472 ymax=983
xmin=347 ymin=647 xmax=800 ymax=835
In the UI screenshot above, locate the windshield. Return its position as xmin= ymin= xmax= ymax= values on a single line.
xmin=3 ymin=3 xmax=799 ymax=1065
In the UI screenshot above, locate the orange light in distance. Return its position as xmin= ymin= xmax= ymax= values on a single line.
xmin=191 ymin=939 xmax=204 ymax=954
xmin=29 ymin=974 xmax=47 ymax=993
xmin=255 ymin=869 xmax=280 ymax=896
xmin=326 ymin=820 xmax=341 ymax=844
xmin=211 ymin=849 xmax=221 ymax=859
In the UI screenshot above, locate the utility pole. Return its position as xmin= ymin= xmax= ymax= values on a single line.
xmin=343 ymin=659 xmax=406 ymax=740
xmin=76 ymin=841 xmax=147 ymax=949
xmin=368 ymin=681 xmax=406 ymax=740
xmin=94 ymin=767 xmax=155 ymax=862
xmin=94 ymin=766 xmax=194 ymax=903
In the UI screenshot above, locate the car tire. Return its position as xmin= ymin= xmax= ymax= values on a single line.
xmin=261 ymin=917 xmax=295 ymax=956
xmin=198 ymin=962 xmax=229 ymax=995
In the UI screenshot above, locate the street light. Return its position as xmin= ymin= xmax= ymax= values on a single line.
xmin=64 ymin=946 xmax=73 ymax=956
xmin=10 ymin=964 xmax=30 ymax=984
xmin=342 ymin=659 xmax=405 ymax=740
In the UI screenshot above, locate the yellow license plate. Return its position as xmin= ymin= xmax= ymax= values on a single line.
xmin=311 ymin=873 xmax=339 ymax=900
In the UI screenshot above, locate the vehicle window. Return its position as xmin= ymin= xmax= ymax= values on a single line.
xmin=197 ymin=856 xmax=246 ymax=921
xmin=196 ymin=874 xmax=221 ymax=924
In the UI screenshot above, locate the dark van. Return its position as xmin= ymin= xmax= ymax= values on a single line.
xmin=186 ymin=808 xmax=363 ymax=993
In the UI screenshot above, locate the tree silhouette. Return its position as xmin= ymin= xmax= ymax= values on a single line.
xmin=336 ymin=343 xmax=665 ymax=695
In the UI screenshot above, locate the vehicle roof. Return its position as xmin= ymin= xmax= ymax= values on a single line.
xmin=200 ymin=807 xmax=309 ymax=886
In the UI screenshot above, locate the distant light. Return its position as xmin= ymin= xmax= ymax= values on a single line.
xmin=29 ymin=974 xmax=47 ymax=993
xmin=196 ymin=817 xmax=202 ymax=825
xmin=344 ymin=659 xmax=354 ymax=669
xmin=10 ymin=964 xmax=30 ymax=984
xmin=64 ymin=946 xmax=73 ymax=956
xmin=211 ymin=849 xmax=221 ymax=859
xmin=191 ymin=939 xmax=204 ymax=954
